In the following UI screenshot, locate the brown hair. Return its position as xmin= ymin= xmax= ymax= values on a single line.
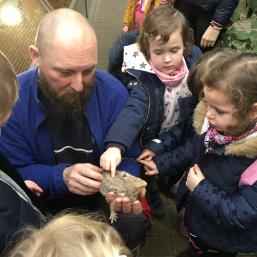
xmin=202 ymin=52 xmax=257 ymax=134
xmin=137 ymin=6 xmax=193 ymax=60
xmin=188 ymin=50 xmax=234 ymax=98
xmin=0 ymin=51 xmax=18 ymax=126
xmin=7 ymin=213 xmax=132 ymax=257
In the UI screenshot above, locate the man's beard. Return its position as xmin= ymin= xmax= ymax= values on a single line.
xmin=39 ymin=73 xmax=95 ymax=129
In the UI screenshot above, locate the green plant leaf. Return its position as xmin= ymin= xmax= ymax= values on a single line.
xmin=233 ymin=31 xmax=250 ymax=41
xmin=251 ymin=19 xmax=257 ymax=29
xmin=231 ymin=10 xmax=241 ymax=22
xmin=231 ymin=40 xmax=248 ymax=50
xmin=247 ymin=0 xmax=257 ymax=10
xmin=252 ymin=39 xmax=257 ymax=50
xmin=249 ymin=30 xmax=257 ymax=38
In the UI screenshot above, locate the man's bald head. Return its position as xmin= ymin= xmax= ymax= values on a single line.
xmin=35 ymin=8 xmax=97 ymax=55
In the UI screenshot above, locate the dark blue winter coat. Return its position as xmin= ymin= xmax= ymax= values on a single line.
xmin=105 ymin=70 xmax=165 ymax=151
xmin=144 ymin=95 xmax=198 ymax=184
xmin=144 ymin=96 xmax=198 ymax=154
xmin=184 ymin=0 xmax=239 ymax=26
xmin=155 ymin=101 xmax=257 ymax=253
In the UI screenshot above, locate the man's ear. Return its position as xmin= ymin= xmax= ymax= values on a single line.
xmin=251 ymin=103 xmax=257 ymax=121
xmin=28 ymin=45 xmax=40 ymax=66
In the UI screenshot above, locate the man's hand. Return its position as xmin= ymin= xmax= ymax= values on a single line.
xmin=186 ymin=164 xmax=205 ymax=192
xmin=137 ymin=159 xmax=159 ymax=176
xmin=63 ymin=163 xmax=103 ymax=195
xmin=200 ymin=25 xmax=221 ymax=48
xmin=137 ymin=149 xmax=156 ymax=162
xmin=105 ymin=188 xmax=146 ymax=215
xmin=100 ymin=147 xmax=121 ymax=177
xmin=24 ymin=180 xmax=43 ymax=197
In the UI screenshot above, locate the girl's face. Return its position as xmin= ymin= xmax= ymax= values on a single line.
xmin=149 ymin=29 xmax=184 ymax=75
xmin=203 ymin=86 xmax=239 ymax=134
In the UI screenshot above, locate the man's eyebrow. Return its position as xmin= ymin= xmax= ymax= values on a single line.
xmin=53 ymin=66 xmax=72 ymax=72
xmin=83 ymin=66 xmax=96 ymax=71
xmin=53 ymin=65 xmax=96 ymax=73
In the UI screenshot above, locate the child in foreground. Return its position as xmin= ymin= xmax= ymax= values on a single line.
xmin=7 ymin=213 xmax=132 ymax=257
xmin=140 ymin=52 xmax=257 ymax=256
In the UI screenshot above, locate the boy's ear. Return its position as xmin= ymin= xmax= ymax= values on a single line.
xmin=251 ymin=103 xmax=257 ymax=121
xmin=28 ymin=45 xmax=40 ymax=66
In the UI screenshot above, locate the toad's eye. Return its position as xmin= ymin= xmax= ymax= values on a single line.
xmin=123 ymin=174 xmax=128 ymax=179
xmin=119 ymin=191 xmax=125 ymax=197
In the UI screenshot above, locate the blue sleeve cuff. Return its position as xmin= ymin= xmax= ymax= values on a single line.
xmin=54 ymin=163 xmax=70 ymax=197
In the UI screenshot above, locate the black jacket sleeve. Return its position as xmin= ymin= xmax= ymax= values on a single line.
xmin=212 ymin=0 xmax=239 ymax=26
xmin=104 ymin=84 xmax=148 ymax=152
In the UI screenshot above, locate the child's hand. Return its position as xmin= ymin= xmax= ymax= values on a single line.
xmin=100 ymin=147 xmax=121 ymax=177
xmin=137 ymin=149 xmax=156 ymax=162
xmin=138 ymin=159 xmax=159 ymax=176
xmin=200 ymin=25 xmax=221 ymax=48
xmin=123 ymin=25 xmax=128 ymax=32
xmin=24 ymin=180 xmax=43 ymax=197
xmin=186 ymin=164 xmax=205 ymax=192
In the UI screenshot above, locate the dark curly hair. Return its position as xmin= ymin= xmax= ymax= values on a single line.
xmin=202 ymin=52 xmax=257 ymax=135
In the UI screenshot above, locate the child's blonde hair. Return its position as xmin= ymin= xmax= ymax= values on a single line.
xmin=202 ymin=52 xmax=257 ymax=134
xmin=0 ymin=51 xmax=18 ymax=125
xmin=138 ymin=6 xmax=193 ymax=60
xmin=7 ymin=213 xmax=133 ymax=257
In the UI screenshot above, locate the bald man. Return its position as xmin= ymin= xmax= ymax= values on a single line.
xmin=0 ymin=8 xmax=150 ymax=255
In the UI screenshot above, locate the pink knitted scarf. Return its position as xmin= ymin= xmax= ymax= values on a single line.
xmin=204 ymin=122 xmax=257 ymax=153
xmin=149 ymin=58 xmax=188 ymax=87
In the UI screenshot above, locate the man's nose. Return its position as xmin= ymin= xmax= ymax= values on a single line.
xmin=71 ymin=73 xmax=83 ymax=92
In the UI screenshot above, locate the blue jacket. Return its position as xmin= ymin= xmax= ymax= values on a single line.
xmin=0 ymin=69 xmax=141 ymax=199
xmin=105 ymin=71 xmax=165 ymax=151
xmin=156 ymin=101 xmax=257 ymax=253
xmin=185 ymin=0 xmax=239 ymax=26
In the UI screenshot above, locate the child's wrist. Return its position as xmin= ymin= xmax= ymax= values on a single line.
xmin=106 ymin=143 xmax=126 ymax=154
xmin=210 ymin=20 xmax=223 ymax=30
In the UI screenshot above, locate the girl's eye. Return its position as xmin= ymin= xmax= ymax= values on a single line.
xmin=170 ymin=49 xmax=178 ymax=53
xmin=154 ymin=52 xmax=162 ymax=55
xmin=216 ymin=109 xmax=226 ymax=115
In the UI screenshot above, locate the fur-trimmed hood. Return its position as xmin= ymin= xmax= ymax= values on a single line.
xmin=193 ymin=100 xmax=257 ymax=158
